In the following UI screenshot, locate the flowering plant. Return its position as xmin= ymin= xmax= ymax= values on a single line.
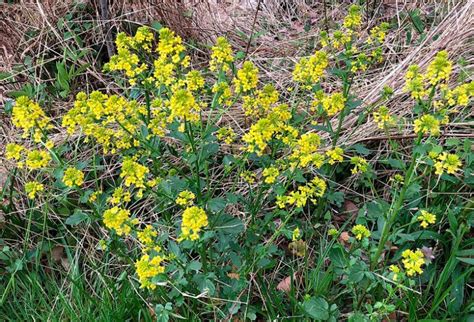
xmin=2 ymin=5 xmax=473 ymax=321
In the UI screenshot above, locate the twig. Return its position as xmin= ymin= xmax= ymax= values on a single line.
xmin=243 ymin=0 xmax=262 ymax=60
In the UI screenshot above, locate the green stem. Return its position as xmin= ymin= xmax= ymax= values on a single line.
xmin=371 ymin=133 xmax=423 ymax=270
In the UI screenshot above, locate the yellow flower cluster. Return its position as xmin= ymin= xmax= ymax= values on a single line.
xmin=108 ymin=187 xmax=132 ymax=205
xmin=276 ymin=176 xmax=326 ymax=208
xmin=185 ymin=70 xmax=205 ymax=91
xmin=367 ymin=22 xmax=390 ymax=44
xmin=209 ymin=36 xmax=234 ymax=72
xmin=5 ymin=143 xmax=24 ymax=161
xmin=343 ymin=5 xmax=362 ymax=30
xmin=425 ymin=50 xmax=452 ymax=85
xmin=104 ymin=26 xmax=154 ymax=85
xmin=414 ymin=114 xmax=440 ymax=136
xmin=153 ymin=28 xmax=189 ymax=87
xmin=445 ymin=82 xmax=474 ymax=107
xmin=350 ymin=156 xmax=368 ymax=174
xmin=103 ymin=206 xmax=138 ymax=236
xmin=212 ymin=81 xmax=232 ymax=106
xmin=242 ymin=84 xmax=279 ymax=117
xmin=289 ymin=133 xmax=324 ymax=168
xmin=25 ymin=181 xmax=44 ymax=199
xmin=404 ymin=65 xmax=427 ymax=100
xmin=373 ymin=106 xmax=395 ymax=129
xmin=137 ymin=225 xmax=158 ymax=246
xmin=216 ymin=126 xmax=236 ymax=144
xmin=262 ymin=166 xmax=279 ymax=184
xmin=26 ymin=150 xmax=51 ymax=170
xmin=389 ymin=265 xmax=400 ymax=281
xmin=325 ymin=147 xmax=344 ymax=165
xmin=292 ymin=227 xmax=301 ymax=241
xmin=242 ymin=104 xmax=296 ymax=155
xmin=12 ymin=96 xmax=52 ymax=142
xmin=240 ymin=171 xmax=256 ymax=184
xmin=433 ymin=152 xmax=462 ymax=175
xmin=63 ymin=91 xmax=144 ymax=153
xmin=62 ymin=167 xmax=84 ymax=188
xmin=417 ymin=210 xmax=436 ymax=228
xmin=293 ymin=51 xmax=328 ymax=88
xmin=135 ymin=254 xmax=165 ymax=290
xmin=175 ymin=190 xmax=195 ymax=207
xmin=167 ymin=88 xmax=201 ymax=124
xmin=234 ymin=61 xmax=259 ymax=93
xmin=321 ymin=92 xmax=346 ymax=116
xmin=120 ymin=157 xmax=149 ymax=189
xmin=402 ymin=249 xmax=425 ymax=276
xmin=351 ymin=224 xmax=371 ymax=240
xmin=179 ymin=206 xmax=208 ymax=241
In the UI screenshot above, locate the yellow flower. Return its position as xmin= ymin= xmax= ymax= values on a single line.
xmin=414 ymin=114 xmax=440 ymax=136
xmin=343 ymin=5 xmax=362 ymax=30
xmin=434 ymin=152 xmax=462 ymax=175
xmin=417 ymin=210 xmax=436 ymax=228
xmin=321 ymin=92 xmax=346 ymax=116
xmin=277 ymin=176 xmax=326 ymax=208
xmin=25 ymin=181 xmax=44 ymax=199
xmin=135 ymin=254 xmax=165 ymax=289
xmin=425 ymin=50 xmax=452 ymax=85
xmin=63 ymin=91 xmax=145 ymax=153
xmin=373 ymin=106 xmax=395 ymax=129
xmin=234 ymin=61 xmax=259 ymax=93
xmin=62 ymin=167 xmax=84 ymax=188
xmin=350 ymin=156 xmax=368 ymax=174
xmin=12 ymin=96 xmax=51 ymax=141
xmin=137 ymin=225 xmax=158 ymax=246
xmin=242 ymin=84 xmax=279 ymax=117
xmin=351 ymin=224 xmax=370 ymax=240
xmin=293 ymin=51 xmax=328 ymax=87
xmin=262 ymin=166 xmax=279 ymax=184
xmin=108 ymin=187 xmax=131 ymax=205
xmin=290 ymin=133 xmax=324 ymax=168
xmin=404 ymin=65 xmax=427 ymax=100
xmin=103 ymin=206 xmax=137 ymax=236
xmin=292 ymin=227 xmax=301 ymax=241
xmin=446 ymin=81 xmax=474 ymax=107
xmin=210 ymin=37 xmax=234 ymax=72
xmin=325 ymin=147 xmax=344 ymax=165
xmin=176 ymin=190 xmax=195 ymax=207
xmin=216 ymin=126 xmax=236 ymax=144
xmin=242 ymin=104 xmax=293 ymax=155
xmin=240 ymin=171 xmax=256 ymax=184
xmin=5 ymin=143 xmax=24 ymax=160
xmin=367 ymin=22 xmax=389 ymax=44
xmin=120 ymin=157 xmax=149 ymax=189
xmin=179 ymin=206 xmax=208 ymax=241
xmin=89 ymin=190 xmax=102 ymax=203
xmin=185 ymin=70 xmax=205 ymax=91
xmin=402 ymin=249 xmax=425 ymax=276
xmin=26 ymin=150 xmax=51 ymax=170
xmin=168 ymin=88 xmax=200 ymax=123
xmin=389 ymin=265 xmax=400 ymax=281
xmin=212 ymin=81 xmax=232 ymax=106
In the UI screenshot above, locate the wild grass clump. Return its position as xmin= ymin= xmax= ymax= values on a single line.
xmin=1 ymin=4 xmax=473 ymax=321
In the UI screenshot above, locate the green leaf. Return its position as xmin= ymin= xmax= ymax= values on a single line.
xmin=456 ymin=257 xmax=474 ymax=265
xmin=302 ymin=297 xmax=329 ymax=320
xmin=329 ymin=245 xmax=346 ymax=268
xmin=387 ymin=158 xmax=405 ymax=170
xmin=65 ymin=209 xmax=89 ymax=226
xmin=187 ymin=260 xmax=202 ymax=272
xmin=352 ymin=144 xmax=370 ymax=156
xmin=207 ymin=197 xmax=226 ymax=213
